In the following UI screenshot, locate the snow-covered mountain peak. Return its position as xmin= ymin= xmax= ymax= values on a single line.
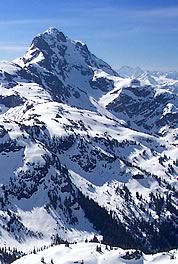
xmin=17 ymin=27 xmax=117 ymax=76
xmin=13 ymin=27 xmax=119 ymax=110
xmin=45 ymin=27 xmax=67 ymax=40
xmin=118 ymin=66 xmax=144 ymax=78
xmin=18 ymin=28 xmax=108 ymax=70
xmin=35 ymin=27 xmax=68 ymax=49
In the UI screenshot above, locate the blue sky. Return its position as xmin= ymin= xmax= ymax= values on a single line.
xmin=0 ymin=0 xmax=178 ymax=71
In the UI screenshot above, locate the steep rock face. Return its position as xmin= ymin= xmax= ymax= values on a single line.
xmin=106 ymin=84 xmax=178 ymax=133
xmin=0 ymin=28 xmax=177 ymax=254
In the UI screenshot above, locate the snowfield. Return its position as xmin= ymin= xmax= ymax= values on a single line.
xmin=12 ymin=242 xmax=178 ymax=264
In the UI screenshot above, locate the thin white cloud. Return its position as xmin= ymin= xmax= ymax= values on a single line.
xmin=80 ymin=25 xmax=178 ymax=42
xmin=0 ymin=19 xmax=42 ymax=25
xmin=133 ymin=6 xmax=178 ymax=18
xmin=89 ymin=6 xmax=178 ymax=19
xmin=0 ymin=6 xmax=177 ymax=28
xmin=82 ymin=28 xmax=140 ymax=40
xmin=0 ymin=44 xmax=28 ymax=52
xmin=0 ymin=18 xmax=82 ymax=26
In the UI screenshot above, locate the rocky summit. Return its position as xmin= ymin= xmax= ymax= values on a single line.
xmin=0 ymin=28 xmax=178 ymax=263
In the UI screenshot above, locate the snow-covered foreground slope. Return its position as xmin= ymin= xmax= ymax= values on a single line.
xmin=0 ymin=28 xmax=178 ymax=263
xmin=12 ymin=242 xmax=178 ymax=264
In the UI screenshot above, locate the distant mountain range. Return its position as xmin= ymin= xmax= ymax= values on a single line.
xmin=117 ymin=65 xmax=178 ymax=86
xmin=0 ymin=28 xmax=178 ymax=263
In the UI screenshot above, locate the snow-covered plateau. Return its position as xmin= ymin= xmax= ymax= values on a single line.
xmin=0 ymin=28 xmax=177 ymax=263
xmin=12 ymin=242 xmax=178 ymax=264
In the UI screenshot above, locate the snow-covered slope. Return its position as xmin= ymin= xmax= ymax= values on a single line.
xmin=0 ymin=28 xmax=178 ymax=263
xmin=12 ymin=242 xmax=178 ymax=264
